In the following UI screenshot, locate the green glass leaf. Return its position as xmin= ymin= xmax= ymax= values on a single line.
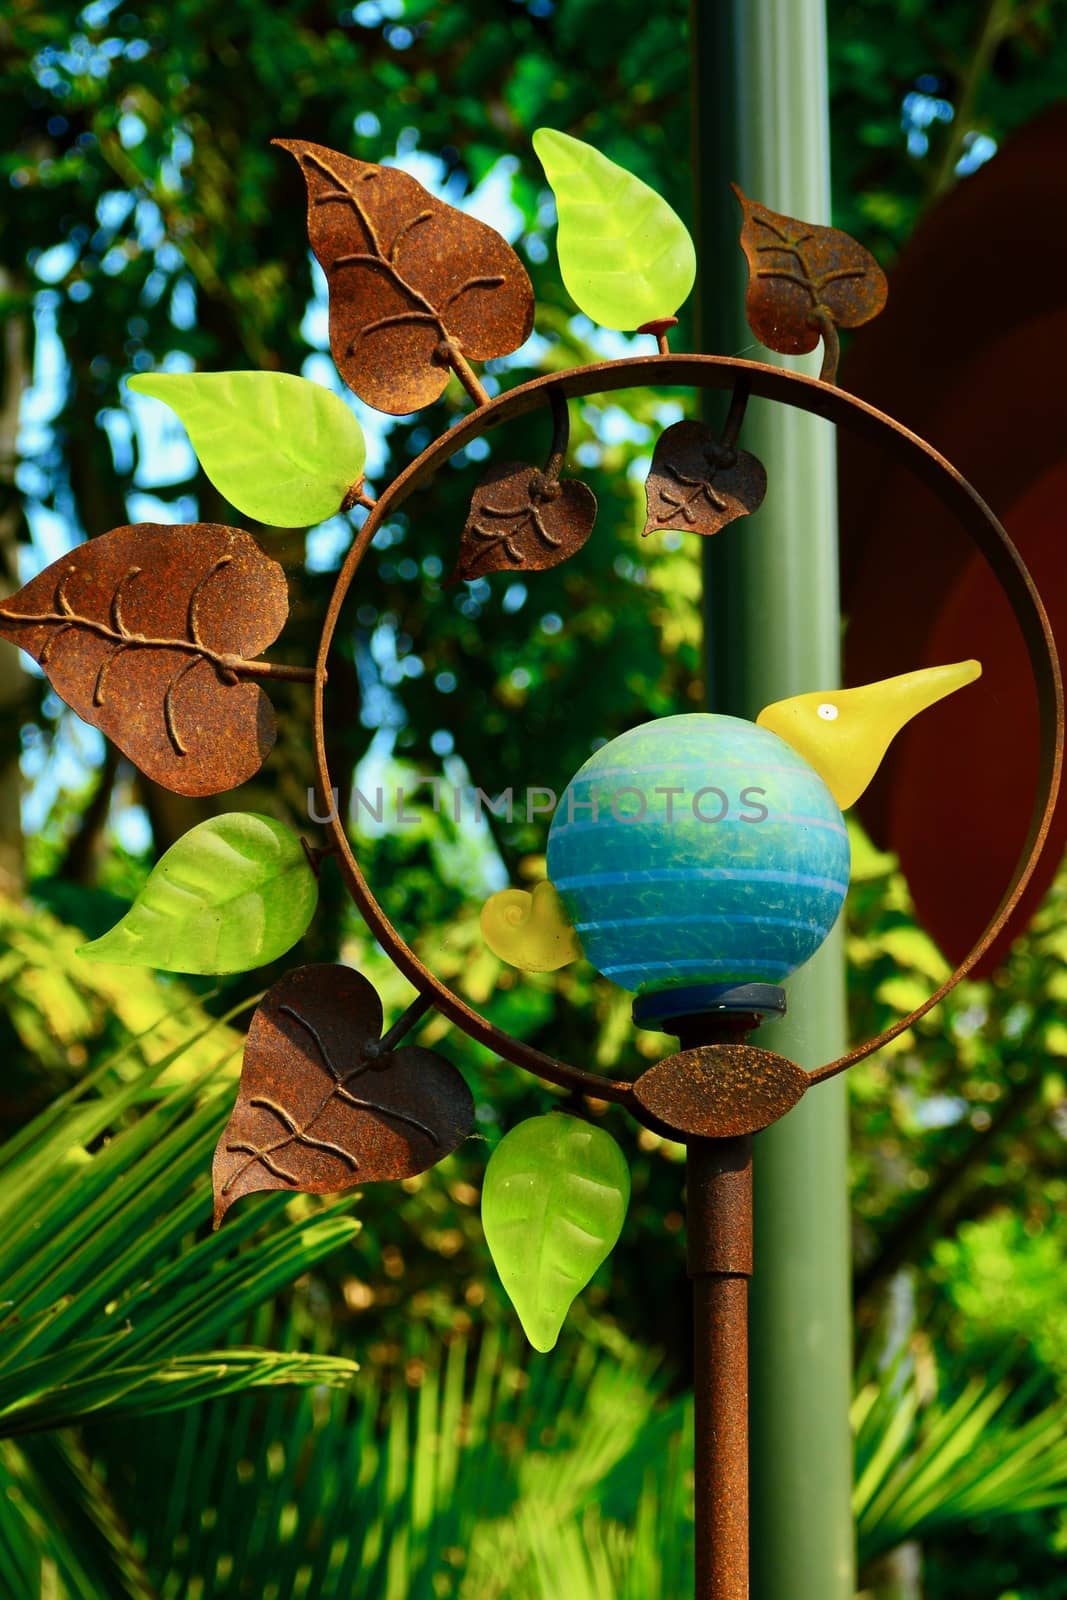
xmin=482 ymin=1112 xmax=630 ymax=1352
xmin=78 ymin=813 xmax=318 ymax=974
xmin=532 ymin=128 xmax=696 ymax=331
xmin=127 ymin=371 xmax=366 ymax=527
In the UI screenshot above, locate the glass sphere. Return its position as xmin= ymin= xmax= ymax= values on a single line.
xmin=546 ymin=713 xmax=850 ymax=994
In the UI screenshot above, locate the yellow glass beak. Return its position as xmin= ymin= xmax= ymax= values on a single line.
xmin=756 ymin=659 xmax=982 ymax=810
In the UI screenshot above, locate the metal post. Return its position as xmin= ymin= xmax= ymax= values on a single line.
xmin=690 ymin=4 xmax=856 ymax=1598
xmin=687 ymin=1135 xmax=753 ymax=1600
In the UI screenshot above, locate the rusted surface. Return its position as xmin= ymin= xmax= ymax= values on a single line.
xmin=684 ymin=1021 xmax=757 ymax=1598
xmin=450 ymin=465 xmax=596 ymax=582
xmin=733 ymin=185 xmax=888 ymax=383
xmin=212 ymin=964 xmax=474 ymax=1225
xmin=638 ymin=316 xmax=679 ymax=355
xmin=687 ymin=1134 xmax=754 ymax=1277
xmin=694 ymin=1274 xmax=750 ymax=1600
xmin=0 ymin=523 xmax=309 ymax=798
xmin=340 ymin=477 xmax=376 ymax=514
xmin=278 ymin=139 xmax=533 ymax=415
xmin=634 ymin=1044 xmax=808 ymax=1140
xmin=688 ymin=1135 xmax=753 ymax=1600
xmin=643 ymin=419 xmax=766 ymax=539
xmin=312 ymin=353 xmax=1062 ymax=1095
xmin=451 ymin=387 xmax=596 ymax=581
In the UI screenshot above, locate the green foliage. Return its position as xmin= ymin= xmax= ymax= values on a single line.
xmin=482 ymin=1113 xmax=630 ymax=1351
xmin=5 ymin=1317 xmax=1064 ymax=1599
xmin=0 ymin=891 xmax=234 ymax=1125
xmin=78 ymin=814 xmax=319 ymax=974
xmin=0 ymin=994 xmax=360 ymax=1442
xmin=826 ymin=0 xmax=1067 ymax=256
xmin=128 ymin=370 xmax=366 ymax=527
xmin=854 ymin=1344 xmax=1067 ymax=1574
xmin=846 ymin=829 xmax=1067 ymax=1301
xmin=932 ymin=1214 xmax=1067 ymax=1386
xmin=0 ymin=1434 xmax=158 ymax=1600
xmin=533 ymin=128 xmax=696 ymax=330
xmin=8 ymin=1327 xmax=690 ymax=1600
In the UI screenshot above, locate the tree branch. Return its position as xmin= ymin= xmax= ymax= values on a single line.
xmin=928 ymin=0 xmax=1014 ymax=200
xmin=854 ymin=1067 xmax=1046 ymax=1305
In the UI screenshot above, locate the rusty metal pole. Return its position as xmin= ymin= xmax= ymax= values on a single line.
xmin=688 ymin=1134 xmax=753 ymax=1600
xmin=672 ymin=1002 xmax=768 ymax=1599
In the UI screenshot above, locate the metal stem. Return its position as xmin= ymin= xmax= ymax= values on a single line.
xmin=720 ymin=380 xmax=751 ymax=453
xmin=811 ymin=310 xmax=841 ymax=385
xmin=637 ymin=316 xmax=678 ymax=353
xmin=375 ymin=990 xmax=435 ymax=1055
xmin=445 ymin=344 xmax=490 ymax=407
xmin=236 ymin=658 xmax=316 ymax=683
xmin=542 ymin=388 xmax=570 ymax=484
xmin=341 ymin=477 xmax=377 ymax=514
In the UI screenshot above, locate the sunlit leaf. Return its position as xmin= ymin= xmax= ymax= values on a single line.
xmin=877 ymin=925 xmax=951 ymax=983
xmin=128 ymin=371 xmax=366 ymax=527
xmin=482 ymin=1113 xmax=630 ymax=1352
xmin=78 ymin=814 xmax=318 ymax=974
xmin=533 ymin=128 xmax=696 ymax=331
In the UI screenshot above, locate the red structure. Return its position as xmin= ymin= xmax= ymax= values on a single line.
xmin=840 ymin=104 xmax=1067 ymax=972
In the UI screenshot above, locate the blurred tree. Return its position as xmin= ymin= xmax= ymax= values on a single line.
xmin=2 ymin=1 xmax=1067 ymax=1592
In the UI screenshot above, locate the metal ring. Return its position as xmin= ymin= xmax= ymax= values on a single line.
xmin=313 ymin=353 xmax=1063 ymax=1095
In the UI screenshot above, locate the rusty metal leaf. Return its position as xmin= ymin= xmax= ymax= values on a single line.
xmin=733 ymin=184 xmax=888 ymax=356
xmin=643 ymin=420 xmax=767 ymax=538
xmin=449 ymin=462 xmax=597 ymax=583
xmin=0 ymin=523 xmax=292 ymax=798
xmin=633 ymin=1044 xmax=809 ymax=1140
xmin=277 ymin=139 xmax=534 ymax=415
xmin=212 ymin=965 xmax=474 ymax=1225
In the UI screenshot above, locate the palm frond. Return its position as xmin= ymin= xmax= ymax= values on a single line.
xmin=81 ymin=1327 xmax=691 ymax=1600
xmin=0 ymin=890 xmax=241 ymax=1096
xmin=853 ymin=1346 xmax=1067 ymax=1566
xmin=0 ymin=999 xmax=361 ymax=1438
xmin=0 ymin=1433 xmax=158 ymax=1600
xmin=75 ymin=1323 xmax=1067 ymax=1599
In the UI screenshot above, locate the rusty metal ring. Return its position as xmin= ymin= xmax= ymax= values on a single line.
xmin=313 ymin=353 xmax=1063 ymax=1098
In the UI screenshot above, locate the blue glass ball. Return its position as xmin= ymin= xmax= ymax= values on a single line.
xmin=546 ymin=713 xmax=850 ymax=994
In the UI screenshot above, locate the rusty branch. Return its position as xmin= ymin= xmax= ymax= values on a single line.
xmin=0 ymin=596 xmax=314 ymax=685
xmin=341 ymin=478 xmax=376 ymax=514
xmin=233 ymin=658 xmax=316 ymax=683
xmin=373 ymin=991 xmax=435 ymax=1056
xmin=543 ymin=387 xmax=570 ymax=484
xmin=441 ymin=341 xmax=490 ymax=407
xmin=811 ymin=309 xmax=841 ymax=385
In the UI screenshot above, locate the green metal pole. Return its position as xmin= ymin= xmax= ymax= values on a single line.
xmin=690 ymin=4 xmax=856 ymax=1597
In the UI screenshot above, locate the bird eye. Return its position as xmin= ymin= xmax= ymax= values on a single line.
xmin=817 ymin=703 xmax=839 ymax=721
